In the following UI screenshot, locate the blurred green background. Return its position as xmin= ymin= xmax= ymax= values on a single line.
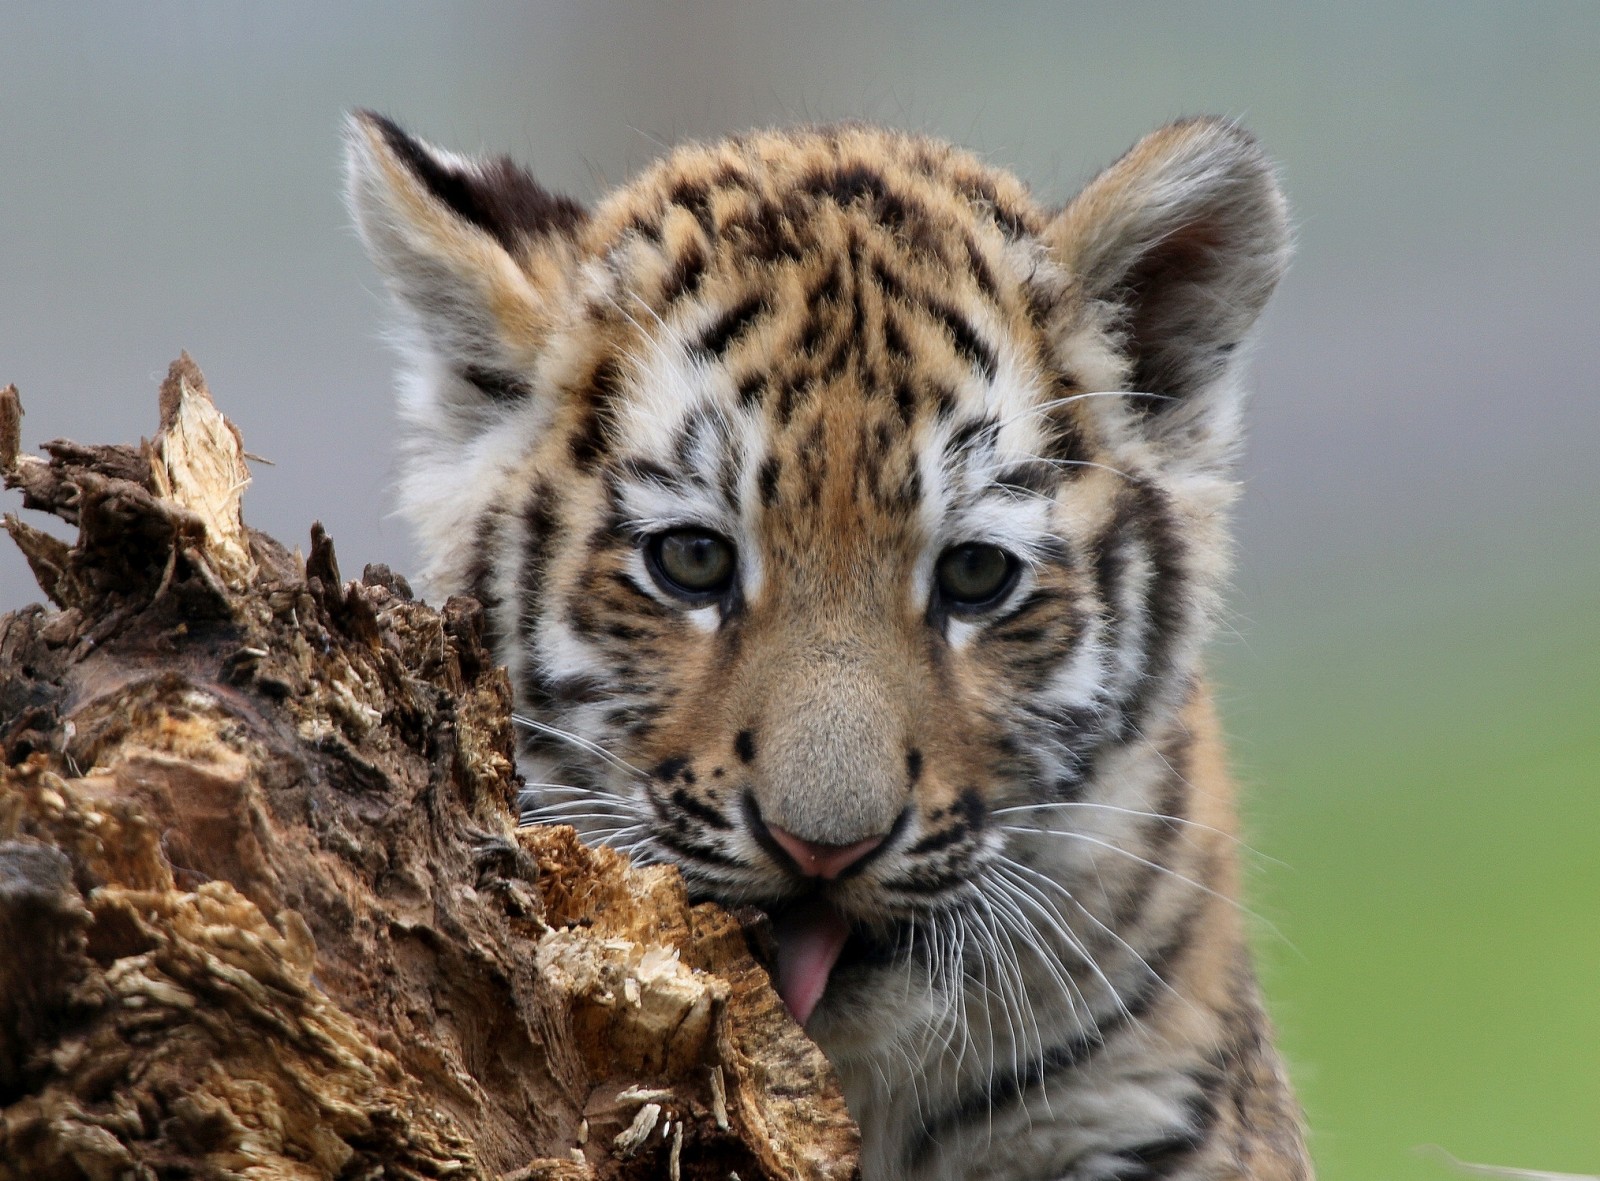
xmin=2 ymin=5 xmax=1595 ymax=1177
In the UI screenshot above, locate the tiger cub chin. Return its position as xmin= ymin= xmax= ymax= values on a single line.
xmin=348 ymin=110 xmax=1311 ymax=1181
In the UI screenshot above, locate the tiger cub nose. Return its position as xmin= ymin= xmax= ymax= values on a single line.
xmin=765 ymin=823 xmax=885 ymax=880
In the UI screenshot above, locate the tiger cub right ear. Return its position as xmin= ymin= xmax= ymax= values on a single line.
xmin=1046 ymin=118 xmax=1290 ymax=475
xmin=344 ymin=111 xmax=587 ymax=424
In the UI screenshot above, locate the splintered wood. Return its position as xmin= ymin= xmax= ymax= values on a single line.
xmin=0 ymin=358 xmax=860 ymax=1181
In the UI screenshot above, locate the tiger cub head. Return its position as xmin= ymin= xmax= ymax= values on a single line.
xmin=347 ymin=114 xmax=1288 ymax=1032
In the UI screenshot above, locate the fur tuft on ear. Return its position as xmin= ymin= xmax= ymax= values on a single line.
xmin=344 ymin=111 xmax=587 ymax=433
xmin=1049 ymin=117 xmax=1290 ymax=471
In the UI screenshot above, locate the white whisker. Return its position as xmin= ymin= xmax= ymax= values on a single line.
xmin=512 ymin=712 xmax=648 ymax=779
xmin=993 ymin=799 xmax=1267 ymax=856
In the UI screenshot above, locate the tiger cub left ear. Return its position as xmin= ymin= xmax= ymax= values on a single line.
xmin=1048 ymin=117 xmax=1290 ymax=470
xmin=344 ymin=111 xmax=588 ymax=429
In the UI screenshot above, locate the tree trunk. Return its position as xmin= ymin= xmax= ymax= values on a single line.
xmin=0 ymin=357 xmax=860 ymax=1181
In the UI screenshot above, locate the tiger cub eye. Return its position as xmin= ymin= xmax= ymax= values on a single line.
xmin=650 ymin=529 xmax=736 ymax=597
xmin=935 ymin=543 xmax=1017 ymax=609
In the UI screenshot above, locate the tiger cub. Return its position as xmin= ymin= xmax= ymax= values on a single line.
xmin=348 ymin=111 xmax=1311 ymax=1180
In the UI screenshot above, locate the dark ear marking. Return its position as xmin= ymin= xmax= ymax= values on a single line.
xmin=1116 ymin=214 xmax=1241 ymax=405
xmin=360 ymin=110 xmax=587 ymax=252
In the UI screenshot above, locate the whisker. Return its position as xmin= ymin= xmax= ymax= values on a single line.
xmin=970 ymin=892 xmax=1050 ymax=1128
xmin=1034 ymin=389 xmax=1176 ymax=413
xmin=1032 ymin=455 xmax=1140 ymax=482
xmin=511 ymin=712 xmax=648 ymax=779
xmin=523 ymin=809 xmax=644 ymax=829
xmin=997 ymin=826 xmax=1290 ymax=945
xmin=991 ymin=856 xmax=1206 ymax=1027
xmin=520 ymin=792 xmax=641 ymax=812
xmin=991 ymin=389 xmax=1177 ymax=434
xmin=993 ymin=800 xmax=1270 ymax=856
xmin=988 ymin=862 xmax=1124 ymax=1022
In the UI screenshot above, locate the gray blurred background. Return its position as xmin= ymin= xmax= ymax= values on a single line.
xmin=3 ymin=4 xmax=1596 ymax=1178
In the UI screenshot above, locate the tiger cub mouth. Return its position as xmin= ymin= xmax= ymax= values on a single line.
xmin=738 ymin=894 xmax=915 ymax=1026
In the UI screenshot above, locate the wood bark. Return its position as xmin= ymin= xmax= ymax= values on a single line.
xmin=0 ymin=356 xmax=860 ymax=1181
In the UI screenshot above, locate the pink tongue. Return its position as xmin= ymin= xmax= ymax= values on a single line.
xmin=772 ymin=900 xmax=852 ymax=1027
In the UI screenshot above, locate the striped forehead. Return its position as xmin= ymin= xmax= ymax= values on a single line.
xmin=581 ymin=128 xmax=1081 ymax=556
xmin=603 ymin=296 xmax=1066 ymax=563
xmin=585 ymin=130 xmax=1054 ymax=410
xmin=596 ymin=218 xmax=1057 ymax=455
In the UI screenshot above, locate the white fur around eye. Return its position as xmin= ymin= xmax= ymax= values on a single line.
xmin=945 ymin=616 xmax=982 ymax=652
xmin=685 ymin=604 xmax=720 ymax=634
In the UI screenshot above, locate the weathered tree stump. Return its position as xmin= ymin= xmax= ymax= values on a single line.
xmin=0 ymin=357 xmax=860 ymax=1180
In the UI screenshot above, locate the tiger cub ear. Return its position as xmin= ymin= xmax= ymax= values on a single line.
xmin=344 ymin=111 xmax=587 ymax=427
xmin=1048 ymin=117 xmax=1290 ymax=471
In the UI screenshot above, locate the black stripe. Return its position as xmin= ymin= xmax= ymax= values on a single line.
xmin=820 ymin=334 xmax=854 ymax=382
xmin=798 ymin=307 xmax=829 ymax=356
xmin=724 ymin=202 xmax=791 ymax=264
xmin=889 ymin=377 xmax=915 ymax=422
xmin=659 ymin=242 xmax=707 ymax=304
xmin=1107 ymin=1033 xmax=1236 ymax=1180
xmin=460 ymin=364 xmax=532 ymax=403
xmin=942 ymin=415 xmax=999 ymax=465
xmin=884 ymin=868 xmax=976 ymax=896
xmin=1110 ymin=1096 xmax=1217 ymax=1181
xmin=1114 ymin=481 xmax=1188 ymax=736
xmin=757 ymin=456 xmax=781 ymax=507
xmin=1024 ymin=278 xmax=1057 ymax=330
xmin=625 ymin=213 xmax=662 ymax=243
xmin=808 ymin=263 xmax=843 ymax=307
xmin=1082 ymin=477 xmax=1189 ymax=776
xmin=695 ymin=295 xmax=767 ymax=360
xmin=1041 ymin=384 xmax=1091 ymax=466
xmin=993 ymin=460 xmax=1063 ymax=498
xmin=667 ymin=177 xmax=716 ymax=236
xmin=800 ymin=163 xmax=925 ymax=235
xmin=650 ymin=754 xmax=689 ymax=783
xmin=906 ymin=1022 xmax=1116 ymax=1168
xmin=963 ymin=234 xmax=1002 ymax=305
xmin=905 ymin=822 xmax=970 ymax=856
xmin=1091 ymin=494 xmax=1137 ymax=672
xmin=614 ymin=456 xmax=680 ymax=490
xmin=871 ymin=257 xmax=908 ymax=305
xmin=608 ymin=570 xmax=670 ymax=615
xmin=922 ymin=295 xmax=999 ymax=381
xmin=569 ymin=358 xmax=623 ymax=469
xmin=516 ymin=483 xmax=558 ymax=644
xmin=464 ymin=508 xmax=504 ymax=653
xmin=535 ymin=673 xmax=606 ymax=706
xmin=953 ymin=173 xmax=1030 ymax=239
xmin=651 ymin=829 xmax=744 ymax=868
xmin=736 ymin=372 xmax=766 ymax=407
xmin=671 ymin=788 xmax=732 ymax=831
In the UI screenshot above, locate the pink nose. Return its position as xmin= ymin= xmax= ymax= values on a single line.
xmin=766 ymin=824 xmax=885 ymax=880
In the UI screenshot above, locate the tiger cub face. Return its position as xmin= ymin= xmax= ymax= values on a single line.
xmin=348 ymin=111 xmax=1289 ymax=1149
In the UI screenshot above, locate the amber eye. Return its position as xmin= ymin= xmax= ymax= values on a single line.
xmin=935 ymin=543 xmax=1018 ymax=611
xmin=648 ymin=529 xmax=737 ymax=599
